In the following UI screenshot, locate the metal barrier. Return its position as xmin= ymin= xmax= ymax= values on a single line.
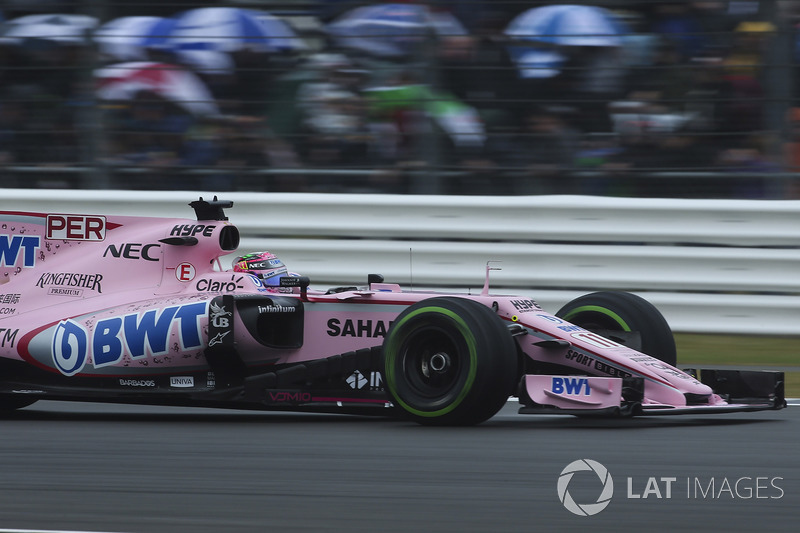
xmin=2 ymin=188 xmax=799 ymax=335
xmin=2 ymin=165 xmax=799 ymax=199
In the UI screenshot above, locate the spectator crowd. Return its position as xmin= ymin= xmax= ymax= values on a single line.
xmin=2 ymin=0 xmax=800 ymax=198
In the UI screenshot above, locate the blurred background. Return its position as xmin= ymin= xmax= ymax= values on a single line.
xmin=1 ymin=0 xmax=800 ymax=198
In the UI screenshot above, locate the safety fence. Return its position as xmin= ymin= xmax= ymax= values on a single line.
xmin=3 ymin=188 xmax=799 ymax=335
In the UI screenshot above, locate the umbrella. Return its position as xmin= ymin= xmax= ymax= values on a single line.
xmin=365 ymin=84 xmax=485 ymax=147
xmin=252 ymin=10 xmax=305 ymax=52
xmin=94 ymin=16 xmax=176 ymax=61
xmin=95 ymin=62 xmax=219 ymax=116
xmin=327 ymin=3 xmax=467 ymax=59
xmin=166 ymin=7 xmax=301 ymax=54
xmin=1 ymin=13 xmax=97 ymax=45
xmin=173 ymin=49 xmax=235 ymax=75
xmin=505 ymin=4 xmax=626 ymax=47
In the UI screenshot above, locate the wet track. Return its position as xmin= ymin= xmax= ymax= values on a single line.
xmin=0 ymin=401 xmax=797 ymax=533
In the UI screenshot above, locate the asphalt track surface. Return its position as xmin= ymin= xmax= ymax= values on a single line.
xmin=0 ymin=401 xmax=797 ymax=533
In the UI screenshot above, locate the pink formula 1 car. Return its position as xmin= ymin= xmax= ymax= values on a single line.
xmin=0 ymin=198 xmax=785 ymax=425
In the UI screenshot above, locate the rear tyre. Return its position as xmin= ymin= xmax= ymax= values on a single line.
xmin=556 ymin=291 xmax=676 ymax=366
xmin=383 ymin=297 xmax=518 ymax=426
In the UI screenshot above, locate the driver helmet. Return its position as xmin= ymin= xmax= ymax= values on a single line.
xmin=233 ymin=251 xmax=288 ymax=288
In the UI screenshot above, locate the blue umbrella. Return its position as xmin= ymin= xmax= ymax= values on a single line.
xmin=327 ymin=3 xmax=467 ymax=58
xmin=166 ymin=7 xmax=301 ymax=54
xmin=505 ymin=4 xmax=626 ymax=47
xmin=1 ymin=13 xmax=98 ymax=45
xmin=94 ymin=16 xmax=176 ymax=61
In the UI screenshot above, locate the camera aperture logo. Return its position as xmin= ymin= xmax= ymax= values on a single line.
xmin=557 ymin=459 xmax=614 ymax=516
xmin=558 ymin=459 xmax=785 ymax=517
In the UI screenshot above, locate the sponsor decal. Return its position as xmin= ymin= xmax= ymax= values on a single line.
xmin=37 ymin=272 xmax=103 ymax=294
xmin=258 ymin=305 xmax=296 ymax=313
xmin=537 ymin=314 xmax=564 ymax=324
xmin=207 ymin=297 xmax=233 ymax=349
xmin=170 ymin=376 xmax=194 ymax=388
xmin=170 ymin=224 xmax=215 ymax=237
xmin=52 ymin=320 xmax=88 ymax=376
xmin=346 ymin=370 xmax=383 ymax=390
xmin=551 ymin=377 xmax=591 ymax=396
xmin=50 ymin=301 xmax=207 ymax=376
xmin=196 ymin=275 xmax=246 ymax=292
xmin=119 ymin=379 xmax=155 ymax=387
xmin=594 ymin=360 xmax=632 ymax=379
xmin=326 ymin=318 xmax=391 ymax=338
xmin=0 ymin=328 xmax=19 ymax=348
xmin=246 ymin=259 xmax=282 ymax=270
xmin=49 ymin=287 xmax=83 ymax=297
xmin=0 ymin=234 xmax=40 ymax=268
xmin=176 ymin=262 xmax=196 ymax=282
xmin=0 ymin=293 xmax=21 ymax=305
xmin=266 ymin=391 xmax=312 ymax=403
xmin=208 ymin=331 xmax=230 ymax=346
xmin=511 ymin=299 xmax=541 ymax=312
xmin=46 ymin=215 xmax=106 ymax=241
xmin=247 ymin=274 xmax=264 ymax=290
xmin=565 ymin=350 xmax=594 ymax=367
xmin=209 ymin=301 xmax=231 ymax=328
xmin=103 ymin=243 xmax=160 ymax=261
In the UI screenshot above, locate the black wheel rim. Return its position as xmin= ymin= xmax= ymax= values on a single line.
xmin=396 ymin=324 xmax=465 ymax=404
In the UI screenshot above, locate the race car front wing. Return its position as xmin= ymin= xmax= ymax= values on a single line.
xmin=518 ymin=369 xmax=786 ymax=417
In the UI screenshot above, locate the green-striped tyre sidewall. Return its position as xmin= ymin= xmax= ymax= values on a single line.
xmin=560 ymin=305 xmax=631 ymax=332
xmin=384 ymin=306 xmax=477 ymax=418
xmin=556 ymin=291 xmax=676 ymax=366
xmin=383 ymin=297 xmax=518 ymax=426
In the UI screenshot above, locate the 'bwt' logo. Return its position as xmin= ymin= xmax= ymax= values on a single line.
xmin=0 ymin=235 xmax=40 ymax=268
xmin=557 ymin=459 xmax=614 ymax=516
xmin=51 ymin=302 xmax=207 ymax=376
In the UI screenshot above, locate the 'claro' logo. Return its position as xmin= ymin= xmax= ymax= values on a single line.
xmin=51 ymin=302 xmax=207 ymax=376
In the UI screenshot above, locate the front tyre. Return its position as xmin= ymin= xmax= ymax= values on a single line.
xmin=556 ymin=291 xmax=676 ymax=366
xmin=383 ymin=297 xmax=518 ymax=426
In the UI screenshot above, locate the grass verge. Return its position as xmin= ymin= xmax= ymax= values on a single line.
xmin=675 ymin=333 xmax=799 ymax=398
